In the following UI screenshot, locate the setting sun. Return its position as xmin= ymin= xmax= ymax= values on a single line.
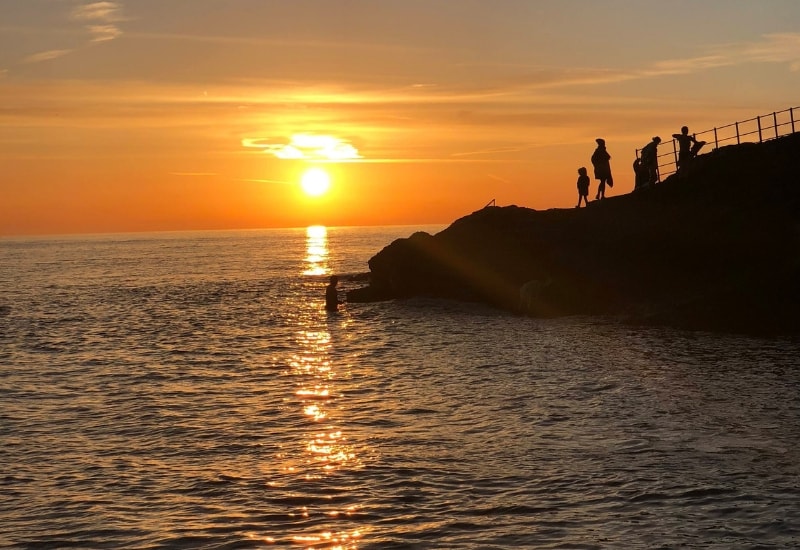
xmin=301 ymin=168 xmax=331 ymax=197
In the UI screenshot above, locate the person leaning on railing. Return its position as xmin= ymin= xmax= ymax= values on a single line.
xmin=672 ymin=126 xmax=706 ymax=174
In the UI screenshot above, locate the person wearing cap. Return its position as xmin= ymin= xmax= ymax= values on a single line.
xmin=591 ymin=138 xmax=613 ymax=200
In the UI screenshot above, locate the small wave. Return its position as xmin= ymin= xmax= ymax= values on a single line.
xmin=628 ymin=491 xmax=672 ymax=503
xmin=458 ymin=504 xmax=560 ymax=516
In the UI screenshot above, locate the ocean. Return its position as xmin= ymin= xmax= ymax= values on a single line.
xmin=1 ymin=226 xmax=799 ymax=549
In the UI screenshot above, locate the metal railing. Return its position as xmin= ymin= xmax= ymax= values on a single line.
xmin=636 ymin=105 xmax=799 ymax=181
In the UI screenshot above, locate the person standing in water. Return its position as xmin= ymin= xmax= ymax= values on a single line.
xmin=325 ymin=275 xmax=342 ymax=311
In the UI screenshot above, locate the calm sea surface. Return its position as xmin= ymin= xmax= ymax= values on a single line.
xmin=1 ymin=226 xmax=799 ymax=549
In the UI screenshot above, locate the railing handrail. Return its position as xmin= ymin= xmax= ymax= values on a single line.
xmin=635 ymin=104 xmax=799 ymax=181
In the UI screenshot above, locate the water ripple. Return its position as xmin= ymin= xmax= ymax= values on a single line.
xmin=3 ymin=231 xmax=800 ymax=548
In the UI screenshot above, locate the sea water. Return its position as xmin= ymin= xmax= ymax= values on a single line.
xmin=1 ymin=226 xmax=799 ymax=549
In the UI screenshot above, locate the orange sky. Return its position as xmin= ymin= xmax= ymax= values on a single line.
xmin=2 ymin=1 xmax=800 ymax=236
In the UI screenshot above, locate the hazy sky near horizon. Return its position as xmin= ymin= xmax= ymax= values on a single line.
xmin=2 ymin=0 xmax=800 ymax=235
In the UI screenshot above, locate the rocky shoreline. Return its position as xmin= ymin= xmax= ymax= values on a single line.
xmin=348 ymin=133 xmax=800 ymax=335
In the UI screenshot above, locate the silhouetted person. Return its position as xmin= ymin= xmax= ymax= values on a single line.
xmin=576 ymin=166 xmax=590 ymax=207
xmin=591 ymin=138 xmax=613 ymax=200
xmin=632 ymin=158 xmax=648 ymax=191
xmin=671 ymin=125 xmax=706 ymax=173
xmin=325 ymin=275 xmax=342 ymax=311
xmin=640 ymin=136 xmax=661 ymax=186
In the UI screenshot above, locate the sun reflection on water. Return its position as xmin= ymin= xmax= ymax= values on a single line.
xmin=292 ymin=530 xmax=363 ymax=549
xmin=270 ymin=253 xmax=366 ymax=548
xmin=303 ymin=404 xmax=327 ymax=421
xmin=303 ymin=225 xmax=329 ymax=276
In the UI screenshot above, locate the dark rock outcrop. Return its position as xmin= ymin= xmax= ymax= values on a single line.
xmin=348 ymin=133 xmax=800 ymax=335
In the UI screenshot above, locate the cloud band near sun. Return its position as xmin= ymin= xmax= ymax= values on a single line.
xmin=242 ymin=134 xmax=362 ymax=161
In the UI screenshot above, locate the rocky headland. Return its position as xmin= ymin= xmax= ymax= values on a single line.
xmin=348 ymin=133 xmax=800 ymax=335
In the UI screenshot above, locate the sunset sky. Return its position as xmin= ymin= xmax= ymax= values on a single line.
xmin=2 ymin=1 xmax=799 ymax=236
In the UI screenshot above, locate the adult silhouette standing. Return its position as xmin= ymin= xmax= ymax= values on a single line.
xmin=671 ymin=126 xmax=705 ymax=173
xmin=640 ymin=136 xmax=661 ymax=186
xmin=590 ymin=138 xmax=613 ymax=200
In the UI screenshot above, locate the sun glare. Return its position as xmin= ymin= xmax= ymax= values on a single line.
xmin=301 ymin=168 xmax=331 ymax=197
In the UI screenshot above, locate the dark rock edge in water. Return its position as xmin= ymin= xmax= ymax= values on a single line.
xmin=348 ymin=133 xmax=800 ymax=336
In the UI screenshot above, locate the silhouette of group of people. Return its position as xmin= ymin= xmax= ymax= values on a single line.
xmin=576 ymin=125 xmax=706 ymax=205
xmin=322 ymin=124 xmax=711 ymax=310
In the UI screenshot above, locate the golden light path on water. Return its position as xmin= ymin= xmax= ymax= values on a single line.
xmin=303 ymin=225 xmax=329 ymax=276
xmin=277 ymin=225 xmax=364 ymax=549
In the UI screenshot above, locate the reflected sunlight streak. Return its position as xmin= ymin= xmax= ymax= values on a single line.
xmin=292 ymin=529 xmax=363 ymax=550
xmin=297 ymin=387 xmax=331 ymax=399
xmin=279 ymin=271 xmax=365 ymax=549
xmin=303 ymin=225 xmax=329 ymax=276
xmin=303 ymin=404 xmax=327 ymax=421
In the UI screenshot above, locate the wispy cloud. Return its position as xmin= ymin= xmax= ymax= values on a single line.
xmin=123 ymin=29 xmax=432 ymax=54
xmin=71 ymin=1 xmax=126 ymax=42
xmin=85 ymin=24 xmax=122 ymax=42
xmin=71 ymin=1 xmax=121 ymax=21
xmin=609 ymin=32 xmax=800 ymax=81
xmin=238 ymin=178 xmax=292 ymax=185
xmin=11 ymin=1 xmax=127 ymax=69
xmin=644 ymin=55 xmax=732 ymax=77
xmin=452 ymin=145 xmax=539 ymax=159
xmin=731 ymin=33 xmax=800 ymax=65
xmin=458 ymin=32 xmax=800 ymax=95
xmin=23 ymin=49 xmax=73 ymax=64
xmin=487 ymin=173 xmax=512 ymax=184
xmin=243 ymin=134 xmax=362 ymax=161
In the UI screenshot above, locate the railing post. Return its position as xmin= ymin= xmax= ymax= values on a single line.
xmin=714 ymin=127 xmax=719 ymax=149
xmin=774 ymin=112 xmax=779 ymax=139
xmin=735 ymin=122 xmax=740 ymax=144
xmin=672 ymin=139 xmax=678 ymax=169
xmin=757 ymin=116 xmax=763 ymax=142
xmin=792 ymin=107 xmax=795 ymax=134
